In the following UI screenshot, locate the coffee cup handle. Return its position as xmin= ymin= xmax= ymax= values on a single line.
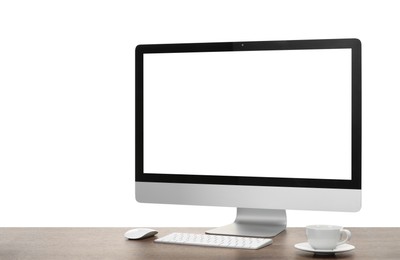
xmin=337 ymin=229 xmax=351 ymax=246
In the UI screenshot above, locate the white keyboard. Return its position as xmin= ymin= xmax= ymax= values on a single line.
xmin=154 ymin=232 xmax=273 ymax=250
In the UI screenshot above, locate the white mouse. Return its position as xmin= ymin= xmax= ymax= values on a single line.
xmin=124 ymin=228 xmax=158 ymax=240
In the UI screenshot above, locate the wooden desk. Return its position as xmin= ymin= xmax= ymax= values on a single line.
xmin=0 ymin=227 xmax=399 ymax=259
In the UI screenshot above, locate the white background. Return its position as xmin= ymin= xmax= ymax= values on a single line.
xmin=144 ymin=50 xmax=351 ymax=179
xmin=0 ymin=0 xmax=399 ymax=227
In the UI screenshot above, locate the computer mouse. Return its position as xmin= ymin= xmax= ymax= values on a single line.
xmin=124 ymin=228 xmax=158 ymax=240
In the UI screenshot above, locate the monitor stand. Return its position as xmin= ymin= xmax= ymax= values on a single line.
xmin=206 ymin=208 xmax=286 ymax=238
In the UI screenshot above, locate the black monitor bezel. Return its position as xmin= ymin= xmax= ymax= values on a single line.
xmin=136 ymin=39 xmax=361 ymax=189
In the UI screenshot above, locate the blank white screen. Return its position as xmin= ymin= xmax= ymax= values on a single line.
xmin=143 ymin=49 xmax=351 ymax=180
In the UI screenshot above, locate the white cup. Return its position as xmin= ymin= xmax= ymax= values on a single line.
xmin=306 ymin=225 xmax=351 ymax=250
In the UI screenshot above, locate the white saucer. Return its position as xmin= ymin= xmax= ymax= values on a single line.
xmin=295 ymin=242 xmax=355 ymax=255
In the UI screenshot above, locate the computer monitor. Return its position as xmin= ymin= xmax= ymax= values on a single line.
xmin=135 ymin=39 xmax=361 ymax=238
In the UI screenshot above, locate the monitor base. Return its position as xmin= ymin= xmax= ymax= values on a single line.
xmin=206 ymin=208 xmax=286 ymax=238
